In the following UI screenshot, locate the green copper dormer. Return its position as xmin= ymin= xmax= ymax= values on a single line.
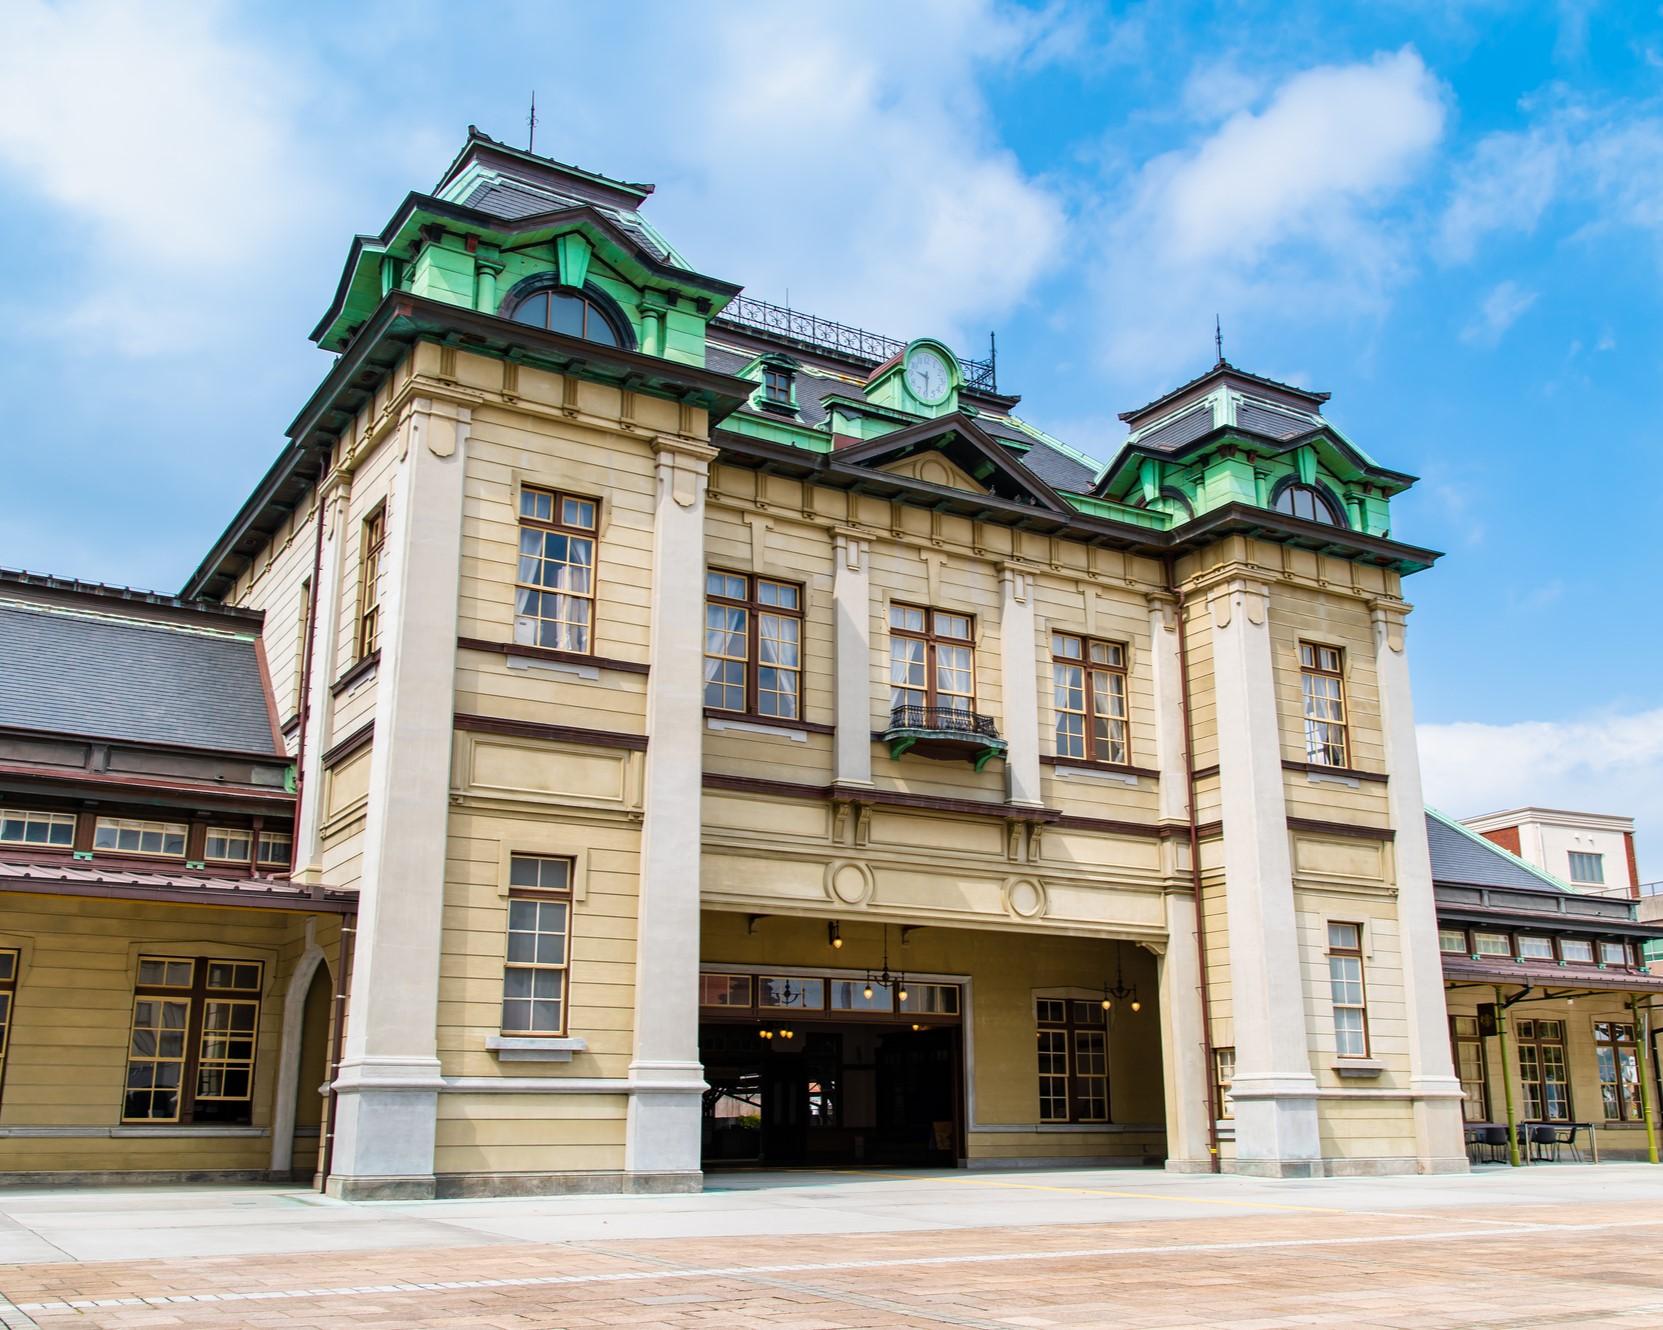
xmin=864 ymin=339 xmax=962 ymax=417
xmin=1092 ymin=359 xmax=1417 ymax=542
xmin=310 ymin=127 xmax=740 ymax=365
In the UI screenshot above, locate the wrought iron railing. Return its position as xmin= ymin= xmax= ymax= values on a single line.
xmin=885 ymin=703 xmax=1002 ymax=740
xmin=712 ymin=295 xmax=998 ymax=393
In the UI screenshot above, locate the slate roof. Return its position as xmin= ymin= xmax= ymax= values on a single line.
xmin=0 ymin=859 xmax=356 ymax=912
xmin=0 ymin=601 xmax=280 ymax=756
xmin=460 ymin=178 xmax=674 ymax=263
xmin=1425 ymin=809 xmax=1571 ymax=894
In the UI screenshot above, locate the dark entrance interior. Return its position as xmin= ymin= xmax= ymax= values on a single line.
xmin=701 ymin=1020 xmax=962 ymax=1167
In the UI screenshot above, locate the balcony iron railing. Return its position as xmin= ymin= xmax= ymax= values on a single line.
xmin=880 ymin=703 xmax=1007 ymax=771
xmin=711 ymin=295 xmax=998 ymax=394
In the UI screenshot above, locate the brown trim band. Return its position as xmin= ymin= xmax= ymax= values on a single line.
xmin=280 ymin=714 xmax=302 ymax=739
xmin=702 ymin=771 xmax=1063 ymax=823
xmin=458 ymin=636 xmax=650 ymax=676
xmin=1050 ymin=813 xmax=1164 ymax=840
xmin=703 ymin=707 xmax=835 ymax=736
xmin=1282 ymin=760 xmax=1389 ymax=784
xmin=0 ymin=878 xmax=358 ymax=915
xmin=454 ymin=712 xmax=648 ymax=751
xmin=1191 ymin=764 xmax=1220 ymax=782
xmin=321 ymin=721 xmax=375 ymax=769
xmin=1287 ymin=817 xmax=1396 ymax=842
xmin=330 ymin=652 xmax=380 ymax=697
xmin=1041 ymin=755 xmax=1161 ymax=780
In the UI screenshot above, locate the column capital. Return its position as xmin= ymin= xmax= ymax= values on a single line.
xmin=832 ymin=527 xmax=871 ymax=570
xmin=1368 ymin=596 xmax=1413 ymax=653
xmin=1202 ymin=574 xmax=1270 ymax=630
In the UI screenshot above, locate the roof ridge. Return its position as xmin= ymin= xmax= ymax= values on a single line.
xmin=1425 ymin=805 xmax=1580 ymax=894
xmin=0 ymin=596 xmax=253 ymax=642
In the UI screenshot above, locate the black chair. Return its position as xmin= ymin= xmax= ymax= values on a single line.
xmin=1541 ymin=1123 xmax=1582 ymax=1163
xmin=1479 ymin=1125 xmax=1510 ymax=1163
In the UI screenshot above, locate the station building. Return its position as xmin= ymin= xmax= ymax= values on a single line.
xmin=2 ymin=128 xmax=1654 ymax=1194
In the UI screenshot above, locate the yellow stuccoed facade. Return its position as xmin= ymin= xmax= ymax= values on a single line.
xmin=199 ymin=337 xmax=1467 ymax=1197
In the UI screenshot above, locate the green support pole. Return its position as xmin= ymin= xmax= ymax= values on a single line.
xmin=1630 ymin=996 xmax=1659 ymax=1165
xmin=1495 ymin=986 xmax=1522 ymax=1167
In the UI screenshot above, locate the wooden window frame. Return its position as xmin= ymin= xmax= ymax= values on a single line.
xmin=255 ymin=830 xmax=293 ymax=869
xmin=1327 ymin=921 xmax=1370 ymax=1058
xmin=1513 ymin=1018 xmax=1572 ymax=1122
xmin=1449 ymin=1014 xmax=1489 ymax=1122
xmin=762 ymin=365 xmax=793 ymax=405
xmin=0 ymin=808 xmax=76 ymax=852
xmin=501 ymin=855 xmax=574 ymax=1038
xmin=94 ymin=816 xmax=188 ymax=860
xmin=121 ymin=956 xmax=263 ymax=1126
xmin=0 ymin=948 xmax=17 ymax=1108
xmin=203 ymin=827 xmax=253 ymax=865
xmin=1034 ymin=997 xmax=1110 ymax=1124
xmin=703 ymin=569 xmax=805 ymax=721
xmin=1050 ymin=632 xmax=1130 ymax=766
xmin=355 ymin=505 xmax=386 ymax=661
xmin=1599 ymin=940 xmax=1631 ymax=968
xmin=1213 ymin=1045 xmax=1235 ymax=1120
xmin=513 ymin=485 xmax=600 ymax=656
xmin=1594 ymin=1021 xmax=1643 ymax=1123
xmin=889 ymin=603 xmax=977 ymax=714
xmin=1298 ymin=641 xmax=1349 ymax=768
xmin=1559 ymin=937 xmax=1595 ymax=965
xmin=1438 ymin=927 xmax=1467 ymax=955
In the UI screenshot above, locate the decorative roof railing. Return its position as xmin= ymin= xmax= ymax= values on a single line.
xmin=712 ymin=295 xmax=998 ymax=393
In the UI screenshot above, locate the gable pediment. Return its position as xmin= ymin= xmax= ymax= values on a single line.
xmin=834 ymin=414 xmax=1068 ymax=512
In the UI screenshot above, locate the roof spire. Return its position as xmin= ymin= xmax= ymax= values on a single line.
xmin=527 ymin=92 xmax=538 ymax=154
xmin=1214 ymin=314 xmax=1224 ymax=366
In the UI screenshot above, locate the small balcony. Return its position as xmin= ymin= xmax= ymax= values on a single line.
xmin=880 ymin=703 xmax=1007 ymax=771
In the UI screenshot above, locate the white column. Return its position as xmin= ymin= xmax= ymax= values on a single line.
xmin=999 ymin=564 xmax=1042 ymax=807
xmin=1207 ymin=575 xmax=1320 ymax=1176
xmin=291 ymin=475 xmax=350 ymax=886
xmin=1145 ymin=591 xmax=1188 ymax=823
xmin=832 ymin=530 xmax=873 ymax=787
xmin=625 ymin=438 xmax=716 ymax=1179
xmin=1157 ymin=894 xmax=1214 ymax=1170
xmin=326 ymin=397 xmax=469 ymax=1200
xmin=1372 ymin=599 xmax=1469 ymax=1173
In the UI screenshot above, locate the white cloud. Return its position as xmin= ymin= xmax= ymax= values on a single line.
xmin=1435 ymin=127 xmax=1562 ymax=262
xmin=1091 ymin=48 xmax=1446 ymax=384
xmin=1460 ymin=279 xmax=1538 ymax=346
xmin=0 ymin=0 xmax=321 ymax=266
xmin=1419 ymin=710 xmax=1663 ymax=882
xmin=541 ymin=0 xmax=1067 ymax=347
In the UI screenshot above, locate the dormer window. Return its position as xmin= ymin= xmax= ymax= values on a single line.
xmin=763 ymin=366 xmax=792 ymax=406
xmin=506 ymin=286 xmax=625 ymax=348
xmin=1273 ymin=483 xmax=1345 ymax=527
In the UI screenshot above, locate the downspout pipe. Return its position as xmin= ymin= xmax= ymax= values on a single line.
xmin=1167 ymin=555 xmax=1221 ymax=1171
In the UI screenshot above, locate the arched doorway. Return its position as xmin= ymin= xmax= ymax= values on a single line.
xmin=289 ymin=964 xmax=332 ymax=1182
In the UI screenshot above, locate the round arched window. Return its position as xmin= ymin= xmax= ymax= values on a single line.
xmin=508 ymin=287 xmax=623 ymax=347
xmin=1273 ymin=483 xmax=1345 ymax=527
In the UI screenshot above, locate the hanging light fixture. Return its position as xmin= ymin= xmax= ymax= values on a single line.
xmin=828 ymin=921 xmax=843 ymax=950
xmin=1100 ymin=948 xmax=1141 ymax=1013
xmin=863 ymin=925 xmax=909 ymax=1008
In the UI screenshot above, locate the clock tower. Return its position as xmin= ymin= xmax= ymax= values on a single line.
xmin=865 ymin=337 xmax=962 ymax=417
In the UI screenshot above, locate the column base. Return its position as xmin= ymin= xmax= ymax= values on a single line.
xmin=624 ymin=1060 xmax=706 ymax=1174
xmin=433 ymin=1169 xmax=702 ymax=1199
xmin=1229 ymin=1074 xmax=1320 ymax=1174
xmin=326 ymin=1056 xmax=441 ymax=1193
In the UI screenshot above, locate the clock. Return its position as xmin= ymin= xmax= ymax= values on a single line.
xmin=904 ymin=346 xmax=953 ymax=405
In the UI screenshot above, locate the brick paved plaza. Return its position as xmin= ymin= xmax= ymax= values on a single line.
xmin=2 ymin=1167 xmax=1661 ymax=1329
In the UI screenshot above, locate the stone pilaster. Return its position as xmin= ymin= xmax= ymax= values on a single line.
xmin=290 ymin=474 xmax=350 ymax=886
xmin=326 ymin=397 xmax=470 ymax=1200
xmin=1207 ymin=575 xmax=1320 ymax=1176
xmin=1145 ymin=592 xmax=1188 ymax=823
xmin=1157 ymin=894 xmax=1215 ymax=1170
xmin=625 ymin=437 xmax=717 ymax=1180
xmin=1371 ymin=598 xmax=1469 ymax=1173
xmin=999 ymin=564 xmax=1042 ymax=807
xmin=833 ymin=530 xmax=873 ymax=787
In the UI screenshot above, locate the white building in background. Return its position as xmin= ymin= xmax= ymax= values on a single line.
xmin=1462 ymin=808 xmax=1641 ymax=900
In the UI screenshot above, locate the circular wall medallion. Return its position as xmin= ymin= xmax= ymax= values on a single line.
xmin=825 ymin=860 xmax=875 ymax=906
xmin=1003 ymin=876 xmax=1046 ymax=920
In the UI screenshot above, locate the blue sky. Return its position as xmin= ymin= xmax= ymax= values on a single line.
xmin=1 ymin=1 xmax=1659 ymax=874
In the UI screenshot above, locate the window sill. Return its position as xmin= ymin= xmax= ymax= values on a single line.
xmin=704 ymin=709 xmax=834 ymax=740
xmin=1281 ymin=759 xmax=1388 ymax=784
xmin=486 ymin=1035 xmax=588 ymax=1063
xmin=1041 ymin=756 xmax=1159 ymax=784
xmin=459 ymin=637 xmax=649 ymax=677
xmin=330 ymin=651 xmax=380 ymax=697
xmin=1332 ymin=1058 xmax=1385 ymax=1079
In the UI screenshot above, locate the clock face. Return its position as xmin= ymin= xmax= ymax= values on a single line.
xmin=904 ymin=347 xmax=952 ymax=404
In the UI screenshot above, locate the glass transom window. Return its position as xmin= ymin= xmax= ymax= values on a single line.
xmin=0 ymin=808 xmax=75 ymax=848
xmin=96 ymin=818 xmax=187 ymax=858
xmin=204 ymin=828 xmax=252 ymax=863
